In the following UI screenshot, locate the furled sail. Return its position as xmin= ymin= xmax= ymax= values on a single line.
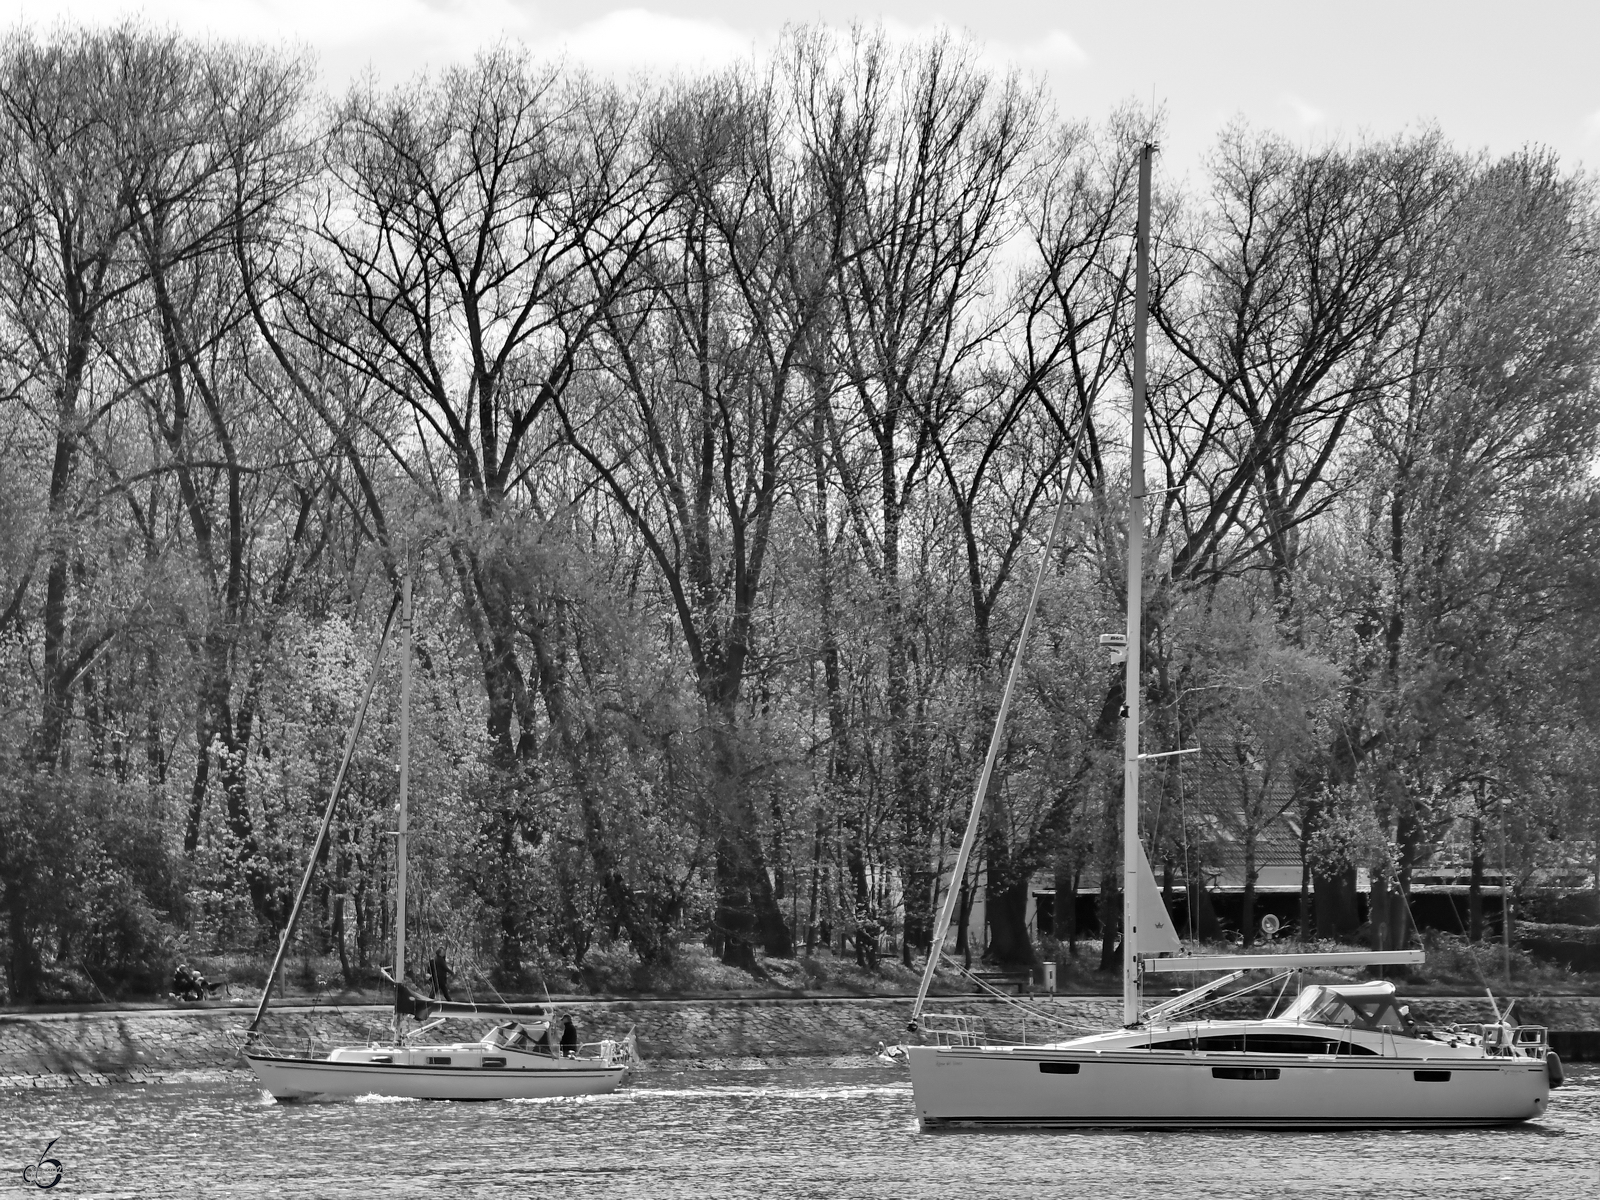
xmin=1135 ymin=840 xmax=1183 ymax=956
xmin=385 ymin=970 xmax=551 ymax=1021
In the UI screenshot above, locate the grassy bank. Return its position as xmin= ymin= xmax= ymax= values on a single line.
xmin=10 ymin=925 xmax=1600 ymax=1017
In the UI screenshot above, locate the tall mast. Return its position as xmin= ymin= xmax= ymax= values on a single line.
xmin=394 ymin=573 xmax=412 ymax=1017
xmin=1123 ymin=143 xmax=1154 ymax=1027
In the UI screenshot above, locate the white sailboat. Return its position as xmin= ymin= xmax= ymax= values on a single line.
xmin=239 ymin=576 xmax=632 ymax=1102
xmin=903 ymin=143 xmax=1560 ymax=1129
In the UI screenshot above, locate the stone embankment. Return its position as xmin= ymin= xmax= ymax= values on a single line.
xmin=2 ymin=992 xmax=1596 ymax=1090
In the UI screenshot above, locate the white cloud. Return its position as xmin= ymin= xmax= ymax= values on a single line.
xmin=15 ymin=2 xmax=763 ymax=82
xmin=877 ymin=17 xmax=1087 ymax=68
xmin=1585 ymin=110 xmax=1600 ymax=137
xmin=15 ymin=0 xmax=534 ymax=48
xmin=542 ymin=9 xmax=755 ymax=74
xmin=1007 ymin=29 xmax=1089 ymax=67
xmin=8 ymin=5 xmax=1080 ymax=89
xmin=1284 ymin=93 xmax=1325 ymax=127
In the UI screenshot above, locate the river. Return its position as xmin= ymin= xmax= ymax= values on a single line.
xmin=5 ymin=1064 xmax=1597 ymax=1198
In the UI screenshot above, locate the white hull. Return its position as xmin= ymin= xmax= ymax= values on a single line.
xmin=907 ymin=1046 xmax=1550 ymax=1129
xmin=245 ymin=1052 xmax=625 ymax=1101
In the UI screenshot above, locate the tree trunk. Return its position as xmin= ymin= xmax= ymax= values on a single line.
xmin=984 ymin=877 xmax=1036 ymax=968
xmin=1371 ymin=873 xmax=1410 ymax=952
xmin=334 ymin=827 xmax=353 ymax=985
xmin=1097 ymin=875 xmax=1120 ymax=971
xmin=1469 ymin=815 xmax=1485 ymax=943
xmin=804 ymin=817 xmax=823 ymax=956
xmin=1053 ymin=853 xmax=1078 ymax=957
xmin=1313 ymin=867 xmax=1360 ymax=939
xmin=1298 ymin=859 xmax=1312 ymax=941
xmin=33 ymin=338 xmax=92 ymax=772
xmin=1186 ymin=877 xmax=1221 ymax=941
xmin=4 ymin=884 xmax=43 ymax=1002
xmin=1241 ymin=830 xmax=1258 ymax=948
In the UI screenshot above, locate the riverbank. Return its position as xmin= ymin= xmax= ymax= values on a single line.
xmin=5 ymin=991 xmax=1600 ymax=1089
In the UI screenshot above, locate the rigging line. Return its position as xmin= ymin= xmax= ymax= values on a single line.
xmin=480 ymin=968 xmax=516 ymax=1013
xmin=909 ymin=413 xmax=1093 ymax=1031
xmin=932 ymin=953 xmax=1093 ymax=1032
xmin=248 ymin=591 xmax=403 ymax=1036
xmin=963 ymin=983 xmax=1090 ymax=1033
xmin=1439 ymin=885 xmax=1498 ymax=999
xmin=1269 ymin=969 xmax=1293 ymax=1018
xmin=1159 ymin=969 xmax=1293 ymax=1023
xmin=532 ymin=959 xmax=556 ymax=1012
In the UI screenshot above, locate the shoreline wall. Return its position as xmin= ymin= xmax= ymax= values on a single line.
xmin=4 ymin=993 xmax=1597 ymax=1089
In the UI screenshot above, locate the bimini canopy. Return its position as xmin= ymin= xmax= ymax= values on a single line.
xmin=1279 ymin=981 xmax=1411 ymax=1032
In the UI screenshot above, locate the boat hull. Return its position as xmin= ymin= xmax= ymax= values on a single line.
xmin=906 ymin=1047 xmax=1550 ymax=1129
xmin=244 ymin=1053 xmax=626 ymax=1102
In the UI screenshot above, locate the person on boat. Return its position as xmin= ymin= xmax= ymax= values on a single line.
xmin=561 ymin=1016 xmax=578 ymax=1057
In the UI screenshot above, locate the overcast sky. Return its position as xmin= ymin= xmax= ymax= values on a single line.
xmin=13 ymin=0 xmax=1600 ymax=181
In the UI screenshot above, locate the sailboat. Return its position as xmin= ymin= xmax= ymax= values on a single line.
xmin=902 ymin=144 xmax=1559 ymax=1129
xmin=239 ymin=576 xmax=633 ymax=1101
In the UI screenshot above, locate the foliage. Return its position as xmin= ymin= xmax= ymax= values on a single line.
xmin=0 ymin=22 xmax=1597 ymax=1000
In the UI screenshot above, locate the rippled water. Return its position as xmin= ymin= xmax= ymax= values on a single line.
xmin=5 ymin=1064 xmax=1597 ymax=1198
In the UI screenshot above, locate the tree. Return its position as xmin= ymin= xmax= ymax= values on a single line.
xmin=0 ymin=27 xmax=179 ymax=770
xmin=312 ymin=50 xmax=665 ymax=977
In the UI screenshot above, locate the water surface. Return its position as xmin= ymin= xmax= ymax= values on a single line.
xmin=5 ymin=1064 xmax=1596 ymax=1198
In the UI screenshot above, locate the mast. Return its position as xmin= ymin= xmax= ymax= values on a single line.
xmin=1122 ymin=143 xmax=1154 ymax=1027
xmin=394 ymin=573 xmax=412 ymax=1030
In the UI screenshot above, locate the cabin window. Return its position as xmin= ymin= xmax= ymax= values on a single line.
xmin=426 ymin=1056 xmax=452 ymax=1066
xmin=370 ymin=1056 xmax=392 ymax=1064
xmin=482 ymin=1057 xmax=506 ymax=1069
xmin=1038 ymin=1062 xmax=1080 ymax=1074
xmin=1212 ymin=1067 xmax=1279 ymax=1080
xmin=1414 ymin=1070 xmax=1451 ymax=1082
xmin=1146 ymin=1034 xmax=1375 ymax=1056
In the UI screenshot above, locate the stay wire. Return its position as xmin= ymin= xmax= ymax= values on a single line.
xmin=929 ymin=953 xmax=1093 ymax=1034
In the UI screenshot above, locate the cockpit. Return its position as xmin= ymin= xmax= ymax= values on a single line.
xmin=483 ymin=1020 xmax=554 ymax=1051
xmin=1278 ymin=982 xmax=1413 ymax=1032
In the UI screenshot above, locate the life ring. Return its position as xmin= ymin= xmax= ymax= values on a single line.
xmin=1546 ymin=1051 xmax=1564 ymax=1088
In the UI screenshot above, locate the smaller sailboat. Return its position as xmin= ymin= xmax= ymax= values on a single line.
xmin=239 ymin=576 xmax=633 ymax=1101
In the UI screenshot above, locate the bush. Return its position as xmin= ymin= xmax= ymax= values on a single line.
xmin=1521 ymin=891 xmax=1600 ymax=927
xmin=577 ymin=942 xmax=646 ymax=992
xmin=0 ymin=768 xmax=183 ymax=1002
xmin=1518 ymin=922 xmax=1600 ymax=972
xmin=74 ymin=866 xmax=174 ymax=995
